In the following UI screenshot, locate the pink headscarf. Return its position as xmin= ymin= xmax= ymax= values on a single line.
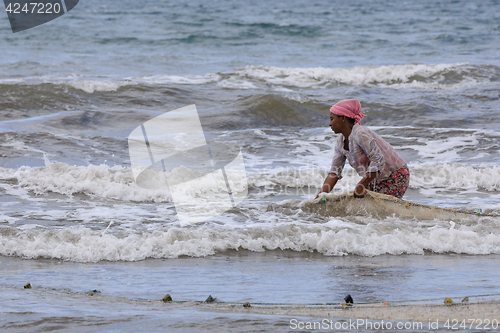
xmin=330 ymin=99 xmax=364 ymax=124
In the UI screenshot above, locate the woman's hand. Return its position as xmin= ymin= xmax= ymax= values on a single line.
xmin=354 ymin=172 xmax=377 ymax=198
xmin=316 ymin=174 xmax=339 ymax=199
xmin=353 ymin=184 xmax=366 ymax=198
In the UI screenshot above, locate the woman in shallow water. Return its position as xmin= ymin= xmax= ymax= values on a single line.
xmin=317 ymin=99 xmax=410 ymax=199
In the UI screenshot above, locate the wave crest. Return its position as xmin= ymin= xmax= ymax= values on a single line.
xmin=1 ymin=220 xmax=499 ymax=262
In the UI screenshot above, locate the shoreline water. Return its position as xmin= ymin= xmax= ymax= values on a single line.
xmin=2 ymin=252 xmax=500 ymax=332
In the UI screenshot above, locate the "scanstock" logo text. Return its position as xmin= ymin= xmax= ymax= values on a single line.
xmin=128 ymin=105 xmax=248 ymax=226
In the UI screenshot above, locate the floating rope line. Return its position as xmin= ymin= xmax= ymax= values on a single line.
xmin=21 ymin=284 xmax=500 ymax=309
xmin=154 ymin=293 xmax=500 ymax=307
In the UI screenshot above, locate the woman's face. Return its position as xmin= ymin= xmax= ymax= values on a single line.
xmin=329 ymin=114 xmax=343 ymax=133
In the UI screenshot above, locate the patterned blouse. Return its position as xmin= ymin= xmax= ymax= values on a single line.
xmin=329 ymin=124 xmax=407 ymax=183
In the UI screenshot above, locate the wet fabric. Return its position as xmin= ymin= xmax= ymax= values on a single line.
xmin=329 ymin=124 xmax=407 ymax=183
xmin=367 ymin=165 xmax=410 ymax=198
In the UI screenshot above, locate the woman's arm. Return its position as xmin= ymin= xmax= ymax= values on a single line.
xmin=315 ymin=173 xmax=339 ymax=199
xmin=354 ymin=171 xmax=378 ymax=198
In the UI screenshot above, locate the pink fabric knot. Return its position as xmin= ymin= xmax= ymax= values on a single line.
xmin=330 ymin=99 xmax=364 ymax=124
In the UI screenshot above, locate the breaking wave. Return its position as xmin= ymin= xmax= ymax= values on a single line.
xmin=1 ymin=218 xmax=499 ymax=262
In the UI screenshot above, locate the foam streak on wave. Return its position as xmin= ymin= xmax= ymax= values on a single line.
xmin=2 ymin=63 xmax=497 ymax=93
xmin=233 ymin=63 xmax=490 ymax=89
xmin=411 ymin=164 xmax=500 ymax=191
xmin=64 ymin=80 xmax=136 ymax=93
xmin=0 ymin=163 xmax=171 ymax=203
xmin=128 ymin=63 xmax=497 ymax=90
xmin=1 ymin=220 xmax=499 ymax=262
xmin=246 ymin=164 xmax=500 ymax=192
xmin=1 ymin=162 xmax=499 ymax=203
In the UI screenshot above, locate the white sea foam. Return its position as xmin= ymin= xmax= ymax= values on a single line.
xmin=248 ymin=166 xmax=327 ymax=189
xmin=233 ymin=63 xmax=478 ymax=89
xmin=401 ymin=133 xmax=482 ymax=162
xmin=64 ymin=80 xmax=135 ymax=93
xmin=217 ymin=77 xmax=257 ymax=89
xmin=1 ymin=216 xmax=498 ymax=261
xmin=4 ymin=63 xmax=487 ymax=91
xmin=411 ymin=163 xmax=500 ymax=192
xmin=282 ymin=94 xmax=313 ymax=103
xmin=0 ymin=73 xmax=135 ymax=92
xmin=110 ymin=63 xmax=484 ymax=90
xmin=0 ymin=137 xmax=46 ymax=155
xmin=0 ymin=162 xmax=172 ymax=202
xmin=1 ymin=153 xmax=499 ymax=262
xmin=1 ymin=161 xmax=498 ymax=205
xmin=247 ymin=163 xmax=500 ymax=192
xmin=386 ymin=79 xmax=483 ymax=90
xmin=0 ymin=214 xmax=19 ymax=224
xmin=130 ymin=73 xmax=220 ymax=85
xmin=128 ymin=73 xmax=258 ymax=89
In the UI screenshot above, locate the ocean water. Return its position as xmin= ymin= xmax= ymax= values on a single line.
xmin=1 ymin=0 xmax=500 ymax=331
